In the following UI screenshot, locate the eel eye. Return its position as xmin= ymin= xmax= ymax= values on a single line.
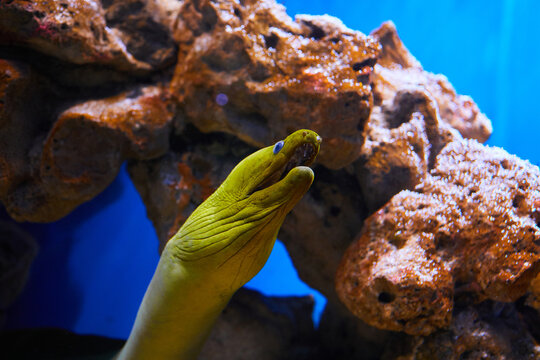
xmin=273 ymin=140 xmax=284 ymax=154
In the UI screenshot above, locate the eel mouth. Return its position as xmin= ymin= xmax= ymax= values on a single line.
xmin=253 ymin=142 xmax=318 ymax=193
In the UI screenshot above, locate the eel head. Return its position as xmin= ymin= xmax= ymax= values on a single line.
xmin=167 ymin=129 xmax=321 ymax=291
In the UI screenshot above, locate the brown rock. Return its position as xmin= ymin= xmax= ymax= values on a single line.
xmin=527 ymin=273 xmax=540 ymax=310
xmin=102 ymin=0 xmax=179 ymax=69
xmin=3 ymin=85 xmax=174 ymax=222
xmin=0 ymin=0 xmax=178 ymax=73
xmin=371 ymin=22 xmax=492 ymax=143
xmin=382 ymin=302 xmax=540 ymax=360
xmin=280 ymin=165 xmax=368 ymax=301
xmin=127 ymin=126 xmax=253 ymax=250
xmin=200 ymin=288 xmax=316 ymax=360
xmin=336 ymin=138 xmax=540 ymax=335
xmin=171 ymin=0 xmax=380 ymax=169
xmin=0 ymin=59 xmax=56 ymax=207
xmin=279 ymin=22 xmax=492 ymax=308
xmin=359 ymin=88 xmax=460 ymax=212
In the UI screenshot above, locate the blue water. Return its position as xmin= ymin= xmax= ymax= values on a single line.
xmin=5 ymin=0 xmax=540 ymax=339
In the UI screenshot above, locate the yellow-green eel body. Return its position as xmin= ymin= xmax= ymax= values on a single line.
xmin=116 ymin=129 xmax=321 ymax=360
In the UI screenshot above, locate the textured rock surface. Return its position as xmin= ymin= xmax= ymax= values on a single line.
xmin=0 ymin=0 xmax=178 ymax=73
xmin=279 ymin=165 xmax=368 ymax=301
xmin=4 ymin=0 xmax=536 ymax=358
xmin=337 ymin=138 xmax=540 ymax=335
xmin=278 ymin=21 xmax=490 ymax=307
xmin=3 ymin=84 xmax=174 ymax=222
xmin=171 ymin=0 xmax=380 ymax=169
xmin=371 ymin=22 xmax=492 ymax=143
xmin=0 ymin=59 xmax=59 ymax=221
xmin=381 ymin=302 xmax=540 ymax=360
xmin=200 ymin=288 xmax=316 ymax=360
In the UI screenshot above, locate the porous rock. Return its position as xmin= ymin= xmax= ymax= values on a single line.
xmin=381 ymin=302 xmax=540 ymax=360
xmin=371 ymin=21 xmax=492 ymax=143
xmin=3 ymin=84 xmax=174 ymax=222
xmin=0 ymin=0 xmax=178 ymax=73
xmin=278 ymin=20 xmax=492 ymax=308
xmin=171 ymin=0 xmax=381 ymax=169
xmin=336 ymin=138 xmax=540 ymax=335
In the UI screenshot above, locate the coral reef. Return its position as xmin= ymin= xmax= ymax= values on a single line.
xmin=1 ymin=0 xmax=539 ymax=358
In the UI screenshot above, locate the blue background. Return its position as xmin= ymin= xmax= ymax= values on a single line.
xmin=5 ymin=0 xmax=540 ymax=339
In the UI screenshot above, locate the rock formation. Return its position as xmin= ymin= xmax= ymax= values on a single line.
xmin=171 ymin=0 xmax=380 ymax=169
xmin=1 ymin=0 xmax=539 ymax=358
xmin=336 ymin=139 xmax=540 ymax=335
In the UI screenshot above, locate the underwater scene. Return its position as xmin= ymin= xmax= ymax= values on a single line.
xmin=1 ymin=0 xmax=539 ymax=358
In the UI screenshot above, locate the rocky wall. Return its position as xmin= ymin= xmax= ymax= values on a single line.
xmin=1 ymin=0 xmax=538 ymax=358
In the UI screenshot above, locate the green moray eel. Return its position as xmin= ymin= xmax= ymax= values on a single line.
xmin=117 ymin=129 xmax=321 ymax=360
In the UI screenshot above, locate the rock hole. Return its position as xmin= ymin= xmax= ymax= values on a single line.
xmin=201 ymin=4 xmax=218 ymax=32
xmin=302 ymin=21 xmax=325 ymax=40
xmin=467 ymin=185 xmax=479 ymax=196
xmin=378 ymin=292 xmax=395 ymax=303
xmin=352 ymin=58 xmax=377 ymax=71
xmin=233 ymin=7 xmax=242 ymax=19
xmin=435 ymin=233 xmax=453 ymax=250
xmin=388 ymin=235 xmax=406 ymax=249
xmin=329 ymin=206 xmax=341 ymax=216
xmin=264 ymin=33 xmax=279 ymax=49
xmin=512 ymin=194 xmax=525 ymax=209
xmin=60 ymin=23 xmax=68 ymax=30
xmin=310 ymin=25 xmax=326 ymax=39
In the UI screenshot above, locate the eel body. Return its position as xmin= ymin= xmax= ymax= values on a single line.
xmin=117 ymin=129 xmax=321 ymax=360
